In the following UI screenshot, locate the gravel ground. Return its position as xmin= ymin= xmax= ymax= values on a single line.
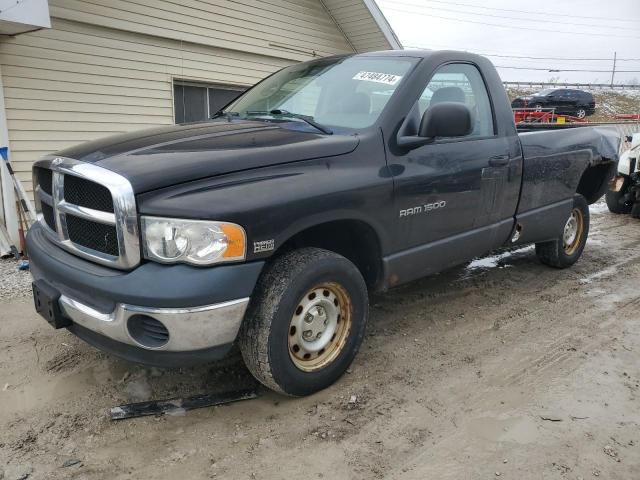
xmin=0 ymin=257 xmax=32 ymax=300
xmin=1 ymin=202 xmax=639 ymax=479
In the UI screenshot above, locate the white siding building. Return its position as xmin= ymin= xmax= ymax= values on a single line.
xmin=0 ymin=0 xmax=400 ymax=248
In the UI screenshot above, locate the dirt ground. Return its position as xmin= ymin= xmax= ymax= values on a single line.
xmin=1 ymin=200 xmax=639 ymax=480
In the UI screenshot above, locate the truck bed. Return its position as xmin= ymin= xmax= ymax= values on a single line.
xmin=511 ymin=125 xmax=620 ymax=246
xmin=518 ymin=125 xmax=619 ymax=206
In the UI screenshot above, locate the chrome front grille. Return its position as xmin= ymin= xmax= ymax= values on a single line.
xmin=63 ymin=174 xmax=114 ymax=212
xmin=33 ymin=157 xmax=140 ymax=269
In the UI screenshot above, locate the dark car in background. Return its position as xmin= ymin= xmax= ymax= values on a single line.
xmin=511 ymin=88 xmax=596 ymax=118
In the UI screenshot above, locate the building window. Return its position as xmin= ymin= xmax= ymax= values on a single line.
xmin=173 ymin=81 xmax=245 ymax=124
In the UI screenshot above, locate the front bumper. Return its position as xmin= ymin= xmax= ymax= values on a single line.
xmin=27 ymin=223 xmax=265 ymax=366
xmin=59 ymin=294 xmax=250 ymax=351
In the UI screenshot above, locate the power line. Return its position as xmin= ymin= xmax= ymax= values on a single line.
xmin=402 ymin=46 xmax=640 ymax=62
xmin=383 ymin=0 xmax=640 ymax=32
xmin=495 ymin=65 xmax=640 ymax=73
xmin=382 ymin=6 xmax=640 ymax=39
xmin=485 ymin=54 xmax=640 ymax=62
xmin=404 ymin=46 xmax=640 ymax=73
xmin=381 ymin=0 xmax=638 ymax=23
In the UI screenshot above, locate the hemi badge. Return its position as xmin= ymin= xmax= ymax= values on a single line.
xmin=253 ymin=239 xmax=275 ymax=253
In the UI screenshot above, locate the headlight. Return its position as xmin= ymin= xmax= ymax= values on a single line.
xmin=141 ymin=216 xmax=246 ymax=266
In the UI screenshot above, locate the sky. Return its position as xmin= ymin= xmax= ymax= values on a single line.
xmin=377 ymin=0 xmax=640 ymax=85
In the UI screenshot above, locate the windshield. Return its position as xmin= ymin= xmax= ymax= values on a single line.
xmin=224 ymin=56 xmax=418 ymax=130
xmin=536 ymin=89 xmax=557 ymax=96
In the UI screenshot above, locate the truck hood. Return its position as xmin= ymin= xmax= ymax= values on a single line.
xmin=54 ymin=120 xmax=360 ymax=192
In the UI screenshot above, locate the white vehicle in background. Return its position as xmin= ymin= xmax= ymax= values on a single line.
xmin=607 ymin=133 xmax=640 ymax=216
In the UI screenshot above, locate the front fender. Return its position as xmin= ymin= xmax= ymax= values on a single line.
xmin=137 ymin=134 xmax=394 ymax=262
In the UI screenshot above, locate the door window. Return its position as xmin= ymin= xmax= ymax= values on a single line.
xmin=417 ymin=63 xmax=494 ymax=138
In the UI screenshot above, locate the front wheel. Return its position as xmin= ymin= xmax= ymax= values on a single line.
xmin=536 ymin=194 xmax=589 ymax=268
xmin=575 ymin=107 xmax=587 ymax=119
xmin=239 ymin=248 xmax=368 ymax=396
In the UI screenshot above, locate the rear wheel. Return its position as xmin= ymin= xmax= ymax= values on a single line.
xmin=239 ymin=248 xmax=368 ymax=396
xmin=536 ymin=194 xmax=589 ymax=268
xmin=606 ymin=176 xmax=632 ymax=214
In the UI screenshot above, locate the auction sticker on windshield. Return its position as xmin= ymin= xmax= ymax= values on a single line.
xmin=352 ymin=71 xmax=402 ymax=85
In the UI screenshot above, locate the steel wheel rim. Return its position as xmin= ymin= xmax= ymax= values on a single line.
xmin=563 ymin=208 xmax=584 ymax=255
xmin=288 ymin=282 xmax=353 ymax=372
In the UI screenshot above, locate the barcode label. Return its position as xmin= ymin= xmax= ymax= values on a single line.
xmin=352 ymin=71 xmax=402 ymax=85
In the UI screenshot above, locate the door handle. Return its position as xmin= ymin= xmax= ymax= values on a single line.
xmin=489 ymin=155 xmax=510 ymax=167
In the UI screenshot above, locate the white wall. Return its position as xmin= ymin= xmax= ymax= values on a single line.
xmin=0 ymin=64 xmax=19 ymax=250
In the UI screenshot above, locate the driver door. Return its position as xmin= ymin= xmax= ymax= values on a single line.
xmin=385 ymin=63 xmax=515 ymax=282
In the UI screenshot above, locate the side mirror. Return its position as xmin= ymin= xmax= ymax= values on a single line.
xmin=419 ymin=102 xmax=472 ymax=138
xmin=397 ymin=102 xmax=472 ymax=149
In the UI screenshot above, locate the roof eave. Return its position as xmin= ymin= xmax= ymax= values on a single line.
xmin=361 ymin=0 xmax=403 ymax=50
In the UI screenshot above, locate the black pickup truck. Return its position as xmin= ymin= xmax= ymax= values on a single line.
xmin=28 ymin=50 xmax=620 ymax=396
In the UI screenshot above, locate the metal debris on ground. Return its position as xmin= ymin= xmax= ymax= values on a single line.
xmin=540 ymin=414 xmax=563 ymax=422
xmin=110 ymin=387 xmax=260 ymax=420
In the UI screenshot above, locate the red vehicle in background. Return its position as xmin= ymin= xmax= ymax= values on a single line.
xmin=614 ymin=114 xmax=640 ymax=121
xmin=513 ymin=107 xmax=586 ymax=124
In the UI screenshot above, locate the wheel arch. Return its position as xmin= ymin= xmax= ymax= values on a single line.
xmin=576 ymin=160 xmax=618 ymax=204
xmin=274 ymin=218 xmax=384 ymax=291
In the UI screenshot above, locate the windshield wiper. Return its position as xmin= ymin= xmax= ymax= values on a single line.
xmin=270 ymin=109 xmax=333 ymax=135
xmin=245 ymin=109 xmax=333 ymax=135
xmin=211 ymin=110 xmax=239 ymax=121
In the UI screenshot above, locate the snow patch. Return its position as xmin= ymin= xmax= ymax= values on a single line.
xmin=467 ymin=246 xmax=534 ymax=270
xmin=589 ymin=201 xmax=609 ymax=215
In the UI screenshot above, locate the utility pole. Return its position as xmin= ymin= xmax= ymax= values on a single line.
xmin=611 ymin=51 xmax=617 ymax=87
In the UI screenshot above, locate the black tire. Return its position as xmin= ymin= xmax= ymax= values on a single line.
xmin=575 ymin=107 xmax=587 ymax=119
xmin=535 ymin=194 xmax=589 ymax=269
xmin=605 ymin=177 xmax=632 ymax=214
xmin=533 ymin=103 xmax=543 ymax=112
xmin=238 ymin=248 xmax=368 ymax=396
